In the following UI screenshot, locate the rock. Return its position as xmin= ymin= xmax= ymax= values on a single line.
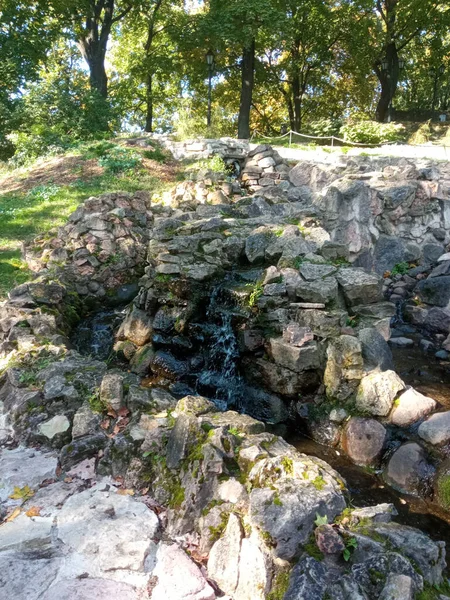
xmin=416 ymin=276 xmax=450 ymax=308
xmin=129 ymin=343 xmax=154 ymax=375
xmin=38 ymin=415 xmax=71 ymax=440
xmin=263 ymin=266 xmax=281 ymax=285
xmin=356 ymin=370 xmax=405 ymax=416
xmin=351 ymin=552 xmax=423 ymax=599
xmin=336 ymin=268 xmax=383 ymax=306
xmin=424 ymin=307 xmax=450 ymax=332
xmin=201 ymin=410 xmax=265 ymax=435
xmin=166 ymin=413 xmax=201 ymax=469
xmin=418 ymin=411 xmax=450 ymax=445
xmin=350 ymin=503 xmax=398 ymax=524
xmin=296 ymin=277 xmax=338 ymax=304
xmin=208 ymin=513 xmax=243 ymax=595
xmin=389 ymin=337 xmax=414 ymax=348
xmin=43 ymin=375 xmax=77 ymax=401
xmin=176 ymin=395 xmax=218 ymax=416
xmin=150 ymin=543 xmax=216 ymax=600
xmin=269 ymin=338 xmax=320 ymax=373
xmin=358 ymin=328 xmax=394 ymax=371
xmin=100 ymin=372 xmax=124 ymax=410
xmin=309 ymin=418 xmax=341 ymax=447
xmin=72 ymin=402 xmax=101 ymax=438
xmin=379 ymin=574 xmax=415 ymax=600
xmin=245 ymin=230 xmax=272 ymax=264
xmin=342 ymin=418 xmax=386 ymax=466
xmin=60 ymin=434 xmax=108 ymax=469
xmin=217 ymin=479 xmax=247 ymax=504
xmin=329 ymin=408 xmax=348 ymax=423
xmin=117 ymin=307 xmax=153 ymax=346
xmin=233 ymin=534 xmax=271 ymax=600
xmin=371 ymin=522 xmax=446 ymax=586
xmin=384 ymin=442 xmax=435 ymax=496
xmin=299 ymin=263 xmax=337 ymax=280
xmin=389 ymin=388 xmax=436 ymax=427
xmin=324 ymin=334 xmax=364 ymax=400
xmin=314 ymin=524 xmax=345 ymax=554
xmin=151 ymin=351 xmax=188 ymax=380
xmin=283 ymin=557 xmax=327 ymax=600
xmin=40 ymin=579 xmax=139 ymax=600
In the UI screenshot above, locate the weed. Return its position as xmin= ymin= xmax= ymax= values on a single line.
xmin=342 ymin=536 xmax=358 ymax=561
xmin=304 ymin=534 xmax=324 ymax=561
xmin=390 ymin=262 xmax=410 ymax=276
xmin=267 ymin=570 xmax=291 ymax=600
xmin=312 ymin=475 xmax=326 ymax=490
xmin=248 ymin=281 xmax=264 ymax=308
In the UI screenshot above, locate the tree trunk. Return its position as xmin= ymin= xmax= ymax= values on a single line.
xmin=86 ymin=52 xmax=108 ymax=98
xmin=375 ymin=42 xmax=399 ymax=122
xmin=238 ymin=38 xmax=255 ymax=139
xmin=145 ymin=73 xmax=153 ymax=132
xmin=291 ymin=74 xmax=302 ymax=131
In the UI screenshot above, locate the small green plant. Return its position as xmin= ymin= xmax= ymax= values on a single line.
xmin=314 ymin=513 xmax=328 ymax=526
xmin=273 ymin=493 xmax=283 ymax=506
xmin=88 ymin=392 xmax=107 ymax=414
xmin=248 ymin=281 xmax=264 ymax=308
xmin=342 ymin=536 xmax=358 ymax=561
xmin=142 ymin=147 xmax=167 ymax=163
xmin=267 ymin=570 xmax=291 ymax=600
xmin=390 ymin=262 xmax=410 ymax=276
xmin=436 ymin=474 xmax=450 ymax=509
xmin=312 ymin=475 xmax=326 ymax=491
xmin=98 ymin=146 xmax=142 ymax=173
xmin=304 ymin=534 xmax=325 ymax=561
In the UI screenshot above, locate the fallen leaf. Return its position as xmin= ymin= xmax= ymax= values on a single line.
xmin=26 ymin=506 xmax=41 ymax=517
xmin=107 ymin=407 xmax=118 ymax=418
xmin=117 ymin=488 xmax=134 ymax=496
xmin=117 ymin=407 xmax=130 ymax=417
xmin=6 ymin=507 xmax=21 ymax=522
xmin=9 ymin=485 xmax=35 ymax=501
xmin=100 ymin=418 xmax=110 ymax=430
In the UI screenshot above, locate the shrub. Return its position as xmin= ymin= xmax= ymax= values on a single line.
xmin=98 ymin=146 xmax=142 ymax=173
xmin=340 ymin=120 xmax=405 ymax=145
xmin=303 ymin=118 xmax=343 ymax=139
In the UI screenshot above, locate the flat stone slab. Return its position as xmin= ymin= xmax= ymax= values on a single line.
xmin=0 ymin=447 xmax=58 ymax=508
xmin=418 ymin=411 xmax=450 ymax=445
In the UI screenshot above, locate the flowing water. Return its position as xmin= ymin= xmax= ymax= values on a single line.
xmin=71 ymin=307 xmax=126 ymax=361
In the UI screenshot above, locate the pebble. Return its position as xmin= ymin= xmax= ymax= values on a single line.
xmin=389 ymin=337 xmax=414 ymax=348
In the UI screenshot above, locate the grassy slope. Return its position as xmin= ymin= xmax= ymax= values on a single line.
xmin=0 ymin=140 xmax=179 ymax=299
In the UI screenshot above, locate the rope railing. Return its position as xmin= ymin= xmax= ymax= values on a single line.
xmin=250 ymin=128 xmax=450 ymax=153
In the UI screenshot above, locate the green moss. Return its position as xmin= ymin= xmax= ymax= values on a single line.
xmin=417 ymin=580 xmax=450 ymax=600
xmin=260 ymin=530 xmax=276 ymax=547
xmin=368 ymin=568 xmax=385 ymax=586
xmin=273 ymin=493 xmax=283 ymax=506
xmin=304 ymin=534 xmax=324 ymax=561
xmin=281 ymin=456 xmax=294 ymax=476
xmin=312 ymin=475 xmax=325 ymax=491
xmin=208 ymin=511 xmax=229 ymax=542
xmin=436 ymin=474 xmax=450 ymax=509
xmin=167 ymin=477 xmax=185 ymax=509
xmin=201 ymin=498 xmax=225 ymax=517
xmin=267 ymin=570 xmax=291 ymax=600
xmin=88 ymin=392 xmax=107 ymax=414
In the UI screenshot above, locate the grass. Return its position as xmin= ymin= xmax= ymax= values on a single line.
xmin=0 ymin=140 xmax=177 ymax=299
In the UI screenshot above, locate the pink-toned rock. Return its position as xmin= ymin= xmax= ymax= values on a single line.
xmin=390 ymin=388 xmax=436 ymax=427
xmin=342 ymin=417 xmax=386 ymax=466
xmin=315 ymin=524 xmax=345 ymax=554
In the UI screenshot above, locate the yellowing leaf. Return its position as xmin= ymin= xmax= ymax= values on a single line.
xmin=9 ymin=485 xmax=35 ymax=501
xmin=117 ymin=488 xmax=134 ymax=496
xmin=26 ymin=506 xmax=41 ymax=517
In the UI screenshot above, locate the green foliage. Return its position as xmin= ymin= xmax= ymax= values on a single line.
xmin=312 ymin=475 xmax=326 ymax=491
xmin=340 ymin=121 xmax=405 ymax=145
xmin=88 ymin=392 xmax=107 ymax=414
xmin=314 ymin=513 xmax=328 ymax=526
xmin=304 ymin=534 xmax=325 ymax=561
xmin=303 ymin=118 xmax=343 ymax=138
xmin=267 ymin=570 xmax=291 ymax=600
xmin=436 ymin=474 xmax=450 ymax=509
xmin=417 ymin=580 xmax=450 ymax=600
xmin=98 ymin=146 xmax=142 ymax=173
xmin=9 ymin=485 xmax=35 ymax=501
xmin=142 ymin=147 xmax=168 ymax=163
xmin=343 ymin=536 xmax=358 ymax=561
xmin=390 ymin=262 xmax=410 ymax=276
xmin=247 ymin=281 xmax=264 ymax=308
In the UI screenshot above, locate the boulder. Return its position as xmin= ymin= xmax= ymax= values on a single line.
xmin=356 ymin=370 xmax=405 ymax=417
xmin=38 ymin=415 xmax=71 ymax=441
xmin=324 ymin=335 xmax=363 ymax=400
xmin=416 ymin=276 xmax=450 ymax=308
xmin=336 ymin=268 xmax=383 ymax=306
xmin=100 ymin=372 xmax=124 ymax=411
xmin=245 ymin=229 xmax=272 ymax=264
xmin=299 ymin=263 xmax=337 ymax=280
xmin=314 ymin=524 xmax=345 ymax=554
xmin=418 ymin=411 xmax=450 ymax=445
xmin=117 ymin=307 xmax=153 ymax=346
xmin=384 ymin=442 xmax=435 ymax=496
xmin=342 ymin=418 xmax=386 ymax=466
xmin=269 ymin=338 xmax=320 ymax=373
xmin=389 ymin=388 xmax=436 ymax=427
xmin=296 ymin=277 xmax=338 ymax=304
xmin=379 ymin=574 xmax=415 ymax=600
xmin=358 ymin=328 xmax=394 ymax=371
xmin=207 ymin=513 xmax=243 ymax=596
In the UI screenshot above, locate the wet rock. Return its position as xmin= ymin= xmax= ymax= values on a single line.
xmin=151 ymin=351 xmax=188 ymax=380
xmin=336 ymin=268 xmax=383 ymax=306
xmin=100 ymin=372 xmax=124 ymax=411
xmin=129 ymin=343 xmax=154 ymax=375
xmin=238 ymin=329 xmax=264 ymax=352
xmin=269 ymin=338 xmax=320 ymax=373
xmin=342 ymin=418 xmax=386 ymax=466
xmin=384 ymin=442 xmax=435 ymax=496
xmin=389 ymin=337 xmax=414 ymax=348
xmin=117 ymin=307 xmax=153 ymax=346
xmin=416 ymin=276 xmax=450 ymax=308
xmin=418 ymin=411 xmax=450 ymax=445
xmin=150 ymin=543 xmax=215 ymax=600
xmin=358 ymin=327 xmax=394 ymax=371
xmin=350 ymin=504 xmax=397 ymax=525
xmin=356 ymin=370 xmax=405 ymax=416
xmin=60 ymin=433 xmax=108 ymax=469
xmin=324 ymin=335 xmax=364 ymax=400
xmin=309 ymin=419 xmax=341 ymax=447
xmin=314 ymin=524 xmax=345 ymax=554
xmin=389 ymin=388 xmax=436 ymax=427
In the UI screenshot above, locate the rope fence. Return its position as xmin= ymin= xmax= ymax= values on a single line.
xmin=250 ymin=129 xmax=450 ymax=154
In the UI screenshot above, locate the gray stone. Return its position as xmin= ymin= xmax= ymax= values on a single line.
xmin=342 ymin=418 xmax=386 ymax=466
xmin=358 ymin=327 xmax=394 ymax=371
xmin=0 ymin=551 xmax=64 ymax=600
xmin=390 ymin=388 xmax=436 ymax=427
xmin=352 ymin=552 xmax=423 ymax=598
xmin=208 ymin=513 xmax=243 ymax=595
xmin=117 ymin=307 xmax=153 ymax=346
xmin=166 ymin=413 xmax=201 ymax=469
xmin=151 ymin=350 xmax=188 ymax=380
xmin=283 ymin=557 xmax=327 ymax=600
xmin=129 ymin=343 xmax=154 ymax=375
xmin=356 ymin=370 xmax=405 ymax=416
xmin=245 ymin=230 xmax=272 ymax=264
xmin=379 ymin=574 xmax=415 ymax=600
xmin=424 ymin=307 xmax=450 ymax=332
xmin=350 ymin=503 xmax=398 ymax=524
xmin=384 ymin=442 xmax=435 ymax=496
xmin=100 ymin=372 xmax=124 ymax=411
xmin=43 ymin=375 xmax=77 ymax=401
xmin=40 ymin=579 xmax=139 ymax=600
xmin=296 ymin=277 xmax=338 ymax=304
xmin=389 ymin=337 xmax=414 ymax=347
xmin=269 ymin=338 xmax=320 ymax=373
xmin=416 ymin=276 xmax=450 ymax=308
xmin=336 ymin=268 xmax=383 ymax=306
xmin=150 ymin=543 xmax=215 ymax=600
xmin=176 ymin=395 xmax=218 ymax=416
xmin=72 ymin=402 xmax=101 ymax=438
xmin=299 ymin=263 xmax=337 ymax=280
xmin=418 ymin=411 xmax=450 ymax=445
xmin=38 ymin=415 xmax=70 ymax=440
xmin=324 ymin=335 xmax=363 ymax=400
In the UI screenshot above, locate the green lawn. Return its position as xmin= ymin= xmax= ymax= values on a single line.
xmin=0 ymin=141 xmax=176 ymax=299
